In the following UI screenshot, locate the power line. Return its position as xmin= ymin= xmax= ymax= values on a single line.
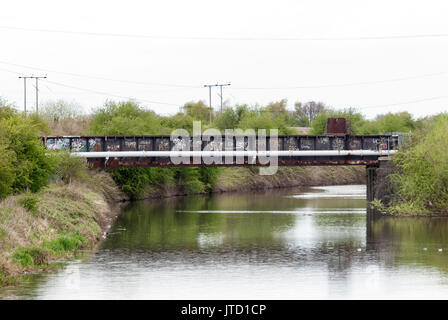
xmin=358 ymin=95 xmax=448 ymax=109
xmin=0 ymin=61 xmax=200 ymax=89
xmin=45 ymin=79 xmax=181 ymax=107
xmin=2 ymin=60 xmax=446 ymax=92
xmin=2 ymin=25 xmax=448 ymax=41
xmin=0 ymin=67 xmax=183 ymax=107
xmin=232 ymin=72 xmax=448 ymax=90
xmin=2 ymin=65 xmax=447 ymax=112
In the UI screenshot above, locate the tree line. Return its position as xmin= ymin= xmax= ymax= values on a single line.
xmin=0 ymin=96 xmax=422 ymax=200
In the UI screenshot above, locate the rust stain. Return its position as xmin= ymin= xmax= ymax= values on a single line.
xmin=87 ymin=158 xmax=379 ymax=168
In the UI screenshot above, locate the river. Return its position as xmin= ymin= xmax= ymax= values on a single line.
xmin=2 ymin=184 xmax=448 ymax=299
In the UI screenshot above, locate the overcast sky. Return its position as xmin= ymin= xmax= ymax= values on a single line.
xmin=1 ymin=0 xmax=447 ymax=119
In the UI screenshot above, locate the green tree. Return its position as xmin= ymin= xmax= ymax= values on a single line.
xmin=310 ymin=108 xmax=366 ymax=134
xmin=0 ymin=104 xmax=57 ymax=198
xmin=265 ymin=99 xmax=288 ymax=117
xmin=212 ymin=108 xmax=239 ymax=130
xmin=160 ymin=113 xmax=195 ymax=133
xmin=88 ymin=100 xmax=162 ymax=135
xmin=374 ymin=112 xmax=415 ymax=133
xmin=182 ymin=101 xmax=211 ymax=123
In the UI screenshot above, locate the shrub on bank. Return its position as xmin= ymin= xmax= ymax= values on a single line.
xmin=387 ymin=113 xmax=448 ymax=215
xmin=0 ymin=106 xmax=57 ymax=199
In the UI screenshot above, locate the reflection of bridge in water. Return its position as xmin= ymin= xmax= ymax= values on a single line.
xmin=43 ymin=134 xmax=399 ymax=168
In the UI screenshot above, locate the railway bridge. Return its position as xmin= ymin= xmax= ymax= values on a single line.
xmin=43 ymin=133 xmax=399 ymax=167
xmin=43 ymin=130 xmax=400 ymax=211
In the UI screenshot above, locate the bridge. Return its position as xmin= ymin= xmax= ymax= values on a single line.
xmin=43 ymin=134 xmax=399 ymax=167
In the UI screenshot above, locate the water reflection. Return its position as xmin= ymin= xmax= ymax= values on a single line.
xmin=2 ymin=185 xmax=448 ymax=299
xmin=367 ymin=215 xmax=448 ymax=273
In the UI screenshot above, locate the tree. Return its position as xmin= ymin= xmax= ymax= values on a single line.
xmin=310 ymin=107 xmax=365 ymax=134
xmin=294 ymin=101 xmax=328 ymax=126
xmin=264 ymin=99 xmax=288 ymax=117
xmin=375 ymin=112 xmax=415 ymax=133
xmin=212 ymin=108 xmax=239 ymax=130
xmin=40 ymin=99 xmax=82 ymax=122
xmin=182 ymin=101 xmax=211 ymax=123
xmin=88 ymin=100 xmax=162 ymax=135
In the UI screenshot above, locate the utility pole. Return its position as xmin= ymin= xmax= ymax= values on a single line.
xmin=203 ymin=82 xmax=231 ymax=123
xmin=217 ymin=83 xmax=231 ymax=113
xmin=32 ymin=75 xmax=46 ymax=114
xmin=19 ymin=75 xmax=46 ymax=115
xmin=203 ymin=84 xmax=215 ymax=124
xmin=18 ymin=76 xmax=30 ymax=114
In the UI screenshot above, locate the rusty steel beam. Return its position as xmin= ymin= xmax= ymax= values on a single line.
xmin=86 ymin=158 xmax=380 ymax=168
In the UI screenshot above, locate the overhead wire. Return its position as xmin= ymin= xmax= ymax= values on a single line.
xmin=2 ymin=25 xmax=448 ymax=41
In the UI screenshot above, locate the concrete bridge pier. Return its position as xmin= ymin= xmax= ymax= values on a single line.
xmin=366 ymin=157 xmax=396 ymax=215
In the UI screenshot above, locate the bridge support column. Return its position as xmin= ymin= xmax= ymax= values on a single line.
xmin=366 ymin=164 xmax=378 ymax=214
xmin=366 ymin=157 xmax=397 ymax=215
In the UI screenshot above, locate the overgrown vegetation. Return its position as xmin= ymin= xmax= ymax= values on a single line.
xmin=40 ymin=99 xmax=89 ymax=136
xmin=0 ymin=170 xmax=125 ymax=285
xmin=379 ymin=114 xmax=448 ymax=215
xmin=0 ymin=102 xmax=56 ymax=198
xmin=310 ymin=108 xmax=417 ymax=134
xmin=88 ymin=101 xmax=222 ymax=199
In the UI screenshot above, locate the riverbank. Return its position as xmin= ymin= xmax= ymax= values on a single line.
xmin=0 ymin=171 xmax=127 ymax=286
xmin=0 ymin=165 xmax=364 ymax=286
xmin=369 ymin=114 xmax=448 ymax=216
xmin=141 ymin=166 xmax=366 ymax=198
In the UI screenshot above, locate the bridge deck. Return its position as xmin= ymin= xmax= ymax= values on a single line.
xmin=43 ymin=134 xmax=399 ymax=167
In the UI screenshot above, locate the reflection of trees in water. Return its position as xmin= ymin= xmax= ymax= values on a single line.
xmin=366 ymin=215 xmax=448 ymax=273
xmin=101 ymin=195 xmax=296 ymax=252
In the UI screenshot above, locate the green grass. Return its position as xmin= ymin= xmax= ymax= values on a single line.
xmin=42 ymin=233 xmax=87 ymax=253
xmin=12 ymin=233 xmax=87 ymax=268
xmin=19 ymin=196 xmax=39 ymax=217
xmin=0 ymin=170 xmax=123 ymax=287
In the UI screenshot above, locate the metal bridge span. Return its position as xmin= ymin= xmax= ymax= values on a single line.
xmin=43 ymin=134 xmax=399 ymax=167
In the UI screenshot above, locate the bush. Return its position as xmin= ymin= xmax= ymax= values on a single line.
xmin=0 ymin=105 xmax=57 ymax=198
xmin=54 ymin=151 xmax=90 ymax=184
xmin=175 ymin=167 xmax=205 ymax=194
xmin=19 ymin=196 xmax=39 ymax=216
xmin=199 ymin=167 xmax=220 ymax=191
xmin=0 ymin=140 xmax=15 ymax=198
xmin=310 ymin=108 xmax=416 ymax=135
xmin=390 ymin=114 xmax=448 ymax=214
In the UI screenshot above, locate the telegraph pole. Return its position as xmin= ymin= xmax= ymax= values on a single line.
xmin=32 ymin=75 xmax=46 ymax=114
xmin=18 ymin=75 xmax=46 ymax=115
xmin=218 ymin=83 xmax=231 ymax=113
xmin=203 ymin=84 xmax=215 ymax=124
xmin=203 ymin=82 xmax=231 ymax=123
xmin=18 ymin=76 xmax=30 ymax=114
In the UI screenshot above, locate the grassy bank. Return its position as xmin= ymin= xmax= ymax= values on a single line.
xmin=0 ymin=171 xmax=126 ymax=286
xmin=0 ymin=165 xmax=364 ymax=286
xmin=136 ymin=166 xmax=365 ymax=198
xmin=372 ymin=113 xmax=448 ymax=216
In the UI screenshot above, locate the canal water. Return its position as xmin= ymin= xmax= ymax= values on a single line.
xmin=2 ymin=185 xmax=448 ymax=299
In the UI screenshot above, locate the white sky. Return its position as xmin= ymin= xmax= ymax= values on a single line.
xmin=0 ymin=0 xmax=447 ymax=119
